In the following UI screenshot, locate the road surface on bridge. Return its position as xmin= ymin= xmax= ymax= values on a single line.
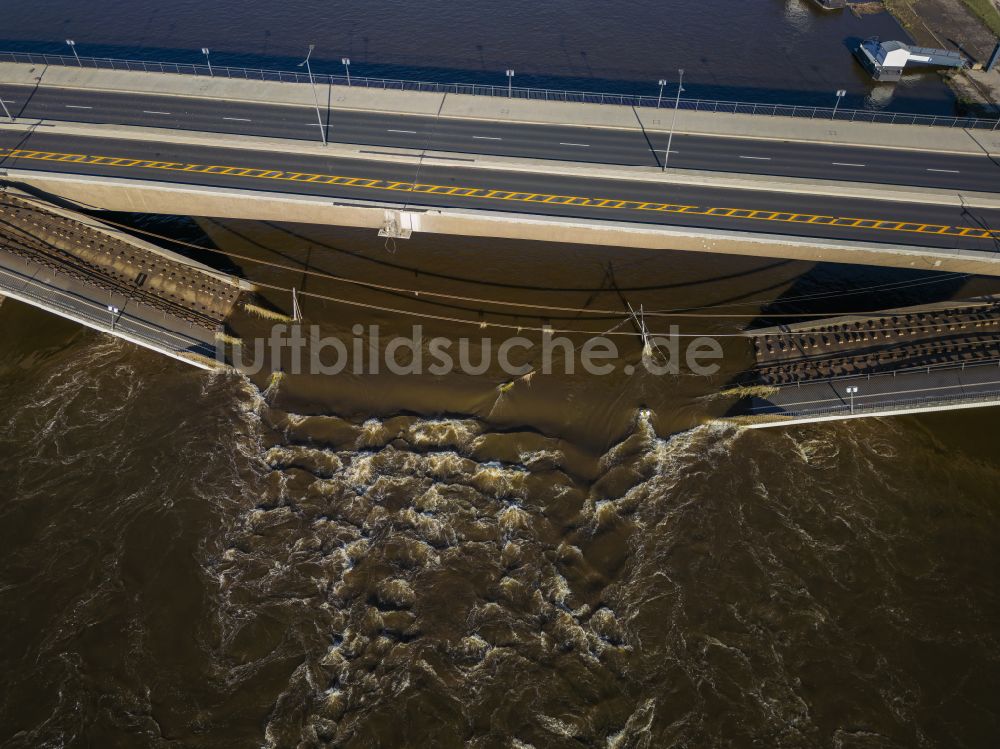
xmin=2 ymin=130 xmax=999 ymax=253
xmin=1 ymin=83 xmax=998 ymax=192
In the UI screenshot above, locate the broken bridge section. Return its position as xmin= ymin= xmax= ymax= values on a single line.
xmin=723 ymin=299 xmax=1000 ymax=427
xmin=0 ymin=189 xmax=252 ymax=368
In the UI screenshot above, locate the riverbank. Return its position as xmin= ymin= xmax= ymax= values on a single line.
xmin=882 ymin=0 xmax=1000 ymax=113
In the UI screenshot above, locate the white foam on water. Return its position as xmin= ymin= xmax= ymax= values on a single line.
xmin=263 ymin=445 xmax=344 ymax=478
xmin=518 ymin=448 xmax=565 ymax=471
xmin=356 ymin=417 xmax=390 ymax=448
xmin=423 ymin=451 xmax=477 ymax=481
xmin=497 ymin=505 xmax=532 ymax=534
xmin=606 ymin=698 xmax=656 ymax=749
xmin=405 ymin=418 xmax=482 ymax=449
xmin=399 ymin=506 xmax=458 ymax=548
xmin=469 ymin=462 xmax=529 ymax=499
xmin=537 ymin=714 xmax=581 ymax=739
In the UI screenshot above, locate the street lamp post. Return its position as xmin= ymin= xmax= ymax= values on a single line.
xmin=0 ymin=98 xmax=13 ymax=122
xmin=506 ymin=69 xmax=514 ymax=98
xmin=65 ymin=39 xmax=81 ymax=66
xmin=107 ymin=304 xmax=120 ymax=331
xmin=662 ymin=69 xmax=684 ymax=172
xmin=846 ymin=386 xmax=858 ymax=413
xmin=298 ymin=45 xmax=327 ymax=146
xmin=657 ymin=79 xmax=667 ymax=109
xmin=833 ymin=89 xmax=847 ymax=119
xmin=202 ymin=48 xmax=213 ymax=77
xmin=342 ymin=57 xmax=351 ymax=86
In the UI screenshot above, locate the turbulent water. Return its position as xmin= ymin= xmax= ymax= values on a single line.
xmin=1 ymin=228 xmax=999 ymax=746
xmin=2 ymin=0 xmax=1000 ymax=745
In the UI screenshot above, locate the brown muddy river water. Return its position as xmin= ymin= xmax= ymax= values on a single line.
xmin=2 ymin=0 xmax=1000 ymax=746
xmin=1 ymin=221 xmax=999 ymax=747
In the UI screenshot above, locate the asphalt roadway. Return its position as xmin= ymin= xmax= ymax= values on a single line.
xmin=2 ymin=129 xmax=999 ymax=252
xmin=1 ymin=83 xmax=999 ymax=192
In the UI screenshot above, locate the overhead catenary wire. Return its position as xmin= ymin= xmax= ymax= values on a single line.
xmin=82 ymin=216 xmax=986 ymax=320
xmin=249 ymin=279 xmax=1000 ymax=339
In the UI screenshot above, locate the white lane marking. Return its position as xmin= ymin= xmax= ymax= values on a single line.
xmin=560 ymin=142 xmax=590 ymax=147
xmin=306 ymin=123 xmax=333 ymax=128
xmin=473 ymin=136 xmax=502 ymax=141
xmin=387 ymin=129 xmax=417 ymax=134
xmin=223 ymin=117 xmax=252 ymax=122
xmin=143 ymin=110 xmax=172 ymax=115
xmin=927 ymin=168 xmax=960 ymax=173
xmin=65 ymin=105 xmax=93 ymax=109
xmin=739 ymin=155 xmax=771 ymax=160
xmin=833 ymin=162 xmax=866 ymax=167
xmin=0 ymin=99 xmax=15 ymax=104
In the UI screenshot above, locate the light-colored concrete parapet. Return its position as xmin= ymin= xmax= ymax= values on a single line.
xmin=7 ymin=170 xmax=1000 ymax=277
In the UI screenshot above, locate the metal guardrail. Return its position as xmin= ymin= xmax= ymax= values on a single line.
xmin=747 ymin=358 xmax=1000 ymax=418
xmin=3 ymin=50 xmax=998 ymax=131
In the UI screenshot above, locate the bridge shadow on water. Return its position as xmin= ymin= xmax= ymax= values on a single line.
xmin=748 ymin=263 xmax=979 ymax=329
xmin=181 ymin=219 xmax=814 ymax=326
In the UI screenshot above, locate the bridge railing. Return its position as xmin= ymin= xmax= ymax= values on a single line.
xmin=746 ymin=357 xmax=1000 ymax=417
xmin=750 ymin=387 xmax=1000 ymax=419
xmin=3 ymin=50 xmax=998 ymax=131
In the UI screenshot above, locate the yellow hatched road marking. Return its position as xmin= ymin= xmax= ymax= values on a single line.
xmin=2 ymin=146 xmax=998 ymax=241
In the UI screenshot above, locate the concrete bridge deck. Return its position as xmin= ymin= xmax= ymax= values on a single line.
xmin=3 ymin=124 xmax=1000 ymax=276
xmin=1 ymin=62 xmax=998 ymax=191
xmin=1 ymin=62 xmax=999 ymax=275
